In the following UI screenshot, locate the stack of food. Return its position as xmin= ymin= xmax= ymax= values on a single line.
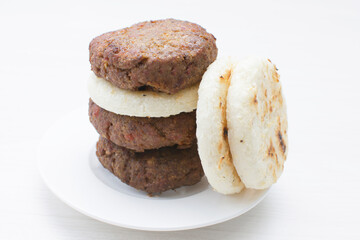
xmin=87 ymin=19 xmax=218 ymax=194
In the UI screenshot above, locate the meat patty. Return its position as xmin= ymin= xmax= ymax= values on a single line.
xmin=89 ymin=99 xmax=196 ymax=152
xmin=96 ymin=137 xmax=204 ymax=194
xmin=89 ymin=18 xmax=217 ymax=94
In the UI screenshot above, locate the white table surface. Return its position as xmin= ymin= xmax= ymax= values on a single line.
xmin=1 ymin=0 xmax=360 ymax=239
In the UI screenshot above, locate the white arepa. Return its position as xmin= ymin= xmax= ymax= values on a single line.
xmin=227 ymin=56 xmax=288 ymax=189
xmin=196 ymin=57 xmax=245 ymax=194
xmin=88 ymin=72 xmax=199 ymax=117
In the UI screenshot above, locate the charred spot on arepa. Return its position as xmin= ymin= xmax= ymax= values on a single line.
xmin=267 ymin=140 xmax=276 ymax=158
xmin=278 ymin=130 xmax=286 ymax=154
xmin=252 ymin=93 xmax=258 ymax=105
xmin=223 ymin=127 xmax=228 ymax=139
xmin=219 ymin=69 xmax=232 ymax=83
xmin=276 ymin=116 xmax=287 ymax=156
xmin=218 ymin=156 xmax=225 ymax=169
xmin=272 ymin=68 xmax=280 ymax=83
xmin=220 ymin=102 xmax=227 ymax=137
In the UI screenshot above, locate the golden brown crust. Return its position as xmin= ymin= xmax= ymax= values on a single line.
xmin=89 ymin=19 xmax=217 ymax=94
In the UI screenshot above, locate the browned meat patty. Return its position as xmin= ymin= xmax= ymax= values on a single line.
xmin=89 ymin=18 xmax=217 ymax=94
xmin=89 ymin=99 xmax=196 ymax=152
xmin=96 ymin=137 xmax=204 ymax=194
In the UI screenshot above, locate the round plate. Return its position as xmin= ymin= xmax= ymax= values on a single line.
xmin=37 ymin=108 xmax=270 ymax=231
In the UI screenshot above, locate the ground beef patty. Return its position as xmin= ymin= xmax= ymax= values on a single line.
xmin=89 ymin=99 xmax=196 ymax=152
xmin=96 ymin=137 xmax=204 ymax=194
xmin=89 ymin=19 xmax=217 ymax=94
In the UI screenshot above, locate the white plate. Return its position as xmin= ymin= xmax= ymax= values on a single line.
xmin=37 ymin=108 xmax=270 ymax=231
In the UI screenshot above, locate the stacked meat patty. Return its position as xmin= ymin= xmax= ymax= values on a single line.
xmin=88 ymin=19 xmax=217 ymax=194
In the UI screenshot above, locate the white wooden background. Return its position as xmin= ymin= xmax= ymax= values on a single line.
xmin=1 ymin=0 xmax=359 ymax=239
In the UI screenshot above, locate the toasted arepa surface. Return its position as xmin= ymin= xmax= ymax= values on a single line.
xmin=88 ymin=72 xmax=198 ymax=117
xmin=196 ymin=57 xmax=244 ymax=194
xmin=227 ymin=56 xmax=288 ymax=189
